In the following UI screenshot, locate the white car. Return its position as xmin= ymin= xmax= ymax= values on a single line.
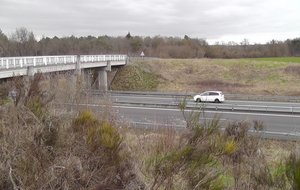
xmin=193 ymin=91 xmax=225 ymax=103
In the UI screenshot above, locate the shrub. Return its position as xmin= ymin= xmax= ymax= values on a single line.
xmin=0 ymin=76 xmax=144 ymax=190
xmin=87 ymin=120 xmax=123 ymax=153
xmin=286 ymin=153 xmax=300 ymax=189
xmin=72 ymin=110 xmax=99 ymax=132
xmin=224 ymin=139 xmax=238 ymax=155
xmin=146 ymin=99 xmax=225 ymax=190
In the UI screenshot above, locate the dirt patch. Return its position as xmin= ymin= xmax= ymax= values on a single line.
xmin=191 ymin=80 xmax=253 ymax=93
xmin=284 ymin=65 xmax=300 ymax=75
xmin=286 ymin=91 xmax=300 ymax=96
xmin=195 ymin=80 xmax=252 ymax=88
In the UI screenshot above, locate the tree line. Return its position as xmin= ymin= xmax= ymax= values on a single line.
xmin=0 ymin=27 xmax=300 ymax=58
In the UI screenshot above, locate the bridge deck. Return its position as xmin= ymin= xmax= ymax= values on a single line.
xmin=0 ymin=54 xmax=127 ymax=79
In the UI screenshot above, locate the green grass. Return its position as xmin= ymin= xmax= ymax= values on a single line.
xmin=249 ymin=57 xmax=300 ymax=63
xmin=0 ymin=97 xmax=13 ymax=105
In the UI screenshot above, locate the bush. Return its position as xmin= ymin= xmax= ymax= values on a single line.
xmin=286 ymin=153 xmax=300 ymax=189
xmin=72 ymin=110 xmax=99 ymax=132
xmin=146 ymin=100 xmax=225 ymax=190
xmin=0 ymin=76 xmax=144 ymax=190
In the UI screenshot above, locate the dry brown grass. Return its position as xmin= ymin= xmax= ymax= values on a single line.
xmin=1 ymin=73 xmax=300 ymax=190
xmin=121 ymin=123 xmax=298 ymax=190
xmin=117 ymin=59 xmax=300 ymax=95
xmin=284 ymin=65 xmax=300 ymax=75
xmin=0 ymin=74 xmax=145 ymax=190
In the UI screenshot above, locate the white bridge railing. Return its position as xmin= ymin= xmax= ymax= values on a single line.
xmin=80 ymin=55 xmax=127 ymax=63
xmin=0 ymin=54 xmax=127 ymax=69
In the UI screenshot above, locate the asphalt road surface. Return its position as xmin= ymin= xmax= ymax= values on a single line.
xmin=110 ymin=94 xmax=300 ymax=113
xmin=70 ymin=93 xmax=300 ymax=139
xmin=113 ymin=104 xmax=300 ymax=133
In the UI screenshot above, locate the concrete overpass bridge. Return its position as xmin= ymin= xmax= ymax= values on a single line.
xmin=0 ymin=54 xmax=127 ymax=90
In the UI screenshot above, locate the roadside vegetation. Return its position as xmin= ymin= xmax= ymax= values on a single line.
xmin=0 ymin=74 xmax=300 ymax=189
xmin=112 ymin=58 xmax=300 ymax=96
xmin=1 ymin=26 xmax=300 ymax=190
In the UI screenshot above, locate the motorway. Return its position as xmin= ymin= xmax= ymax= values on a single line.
xmin=71 ymin=92 xmax=300 ymax=139
xmin=110 ymin=94 xmax=300 ymax=113
xmin=107 ymin=93 xmax=300 ymax=138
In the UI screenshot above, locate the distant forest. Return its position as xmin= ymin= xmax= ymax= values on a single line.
xmin=0 ymin=27 xmax=300 ymax=58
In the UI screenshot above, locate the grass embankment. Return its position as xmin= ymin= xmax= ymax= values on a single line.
xmin=112 ymin=58 xmax=300 ymax=96
xmin=111 ymin=65 xmax=159 ymax=91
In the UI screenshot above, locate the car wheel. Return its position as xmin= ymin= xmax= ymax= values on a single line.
xmin=214 ymin=99 xmax=220 ymax=103
xmin=196 ymin=98 xmax=201 ymax=102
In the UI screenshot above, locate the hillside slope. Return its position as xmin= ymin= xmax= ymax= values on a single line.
xmin=111 ymin=58 xmax=300 ymax=96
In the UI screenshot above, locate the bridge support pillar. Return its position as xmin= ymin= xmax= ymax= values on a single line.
xmin=96 ymin=61 xmax=111 ymax=91
xmin=97 ymin=68 xmax=107 ymax=91
xmin=83 ymin=69 xmax=92 ymax=89
xmin=27 ymin=66 xmax=34 ymax=78
xmin=75 ymin=55 xmax=81 ymax=76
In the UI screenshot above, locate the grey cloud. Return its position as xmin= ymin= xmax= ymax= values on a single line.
xmin=0 ymin=0 xmax=299 ymax=42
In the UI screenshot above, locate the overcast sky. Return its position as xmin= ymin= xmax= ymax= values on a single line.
xmin=0 ymin=0 xmax=299 ymax=44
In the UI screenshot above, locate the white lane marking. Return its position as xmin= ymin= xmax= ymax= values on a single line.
xmin=111 ymin=105 xmax=300 ymax=118
xmin=113 ymin=97 xmax=300 ymax=109
xmin=212 ymin=104 xmax=300 ymax=109
xmin=113 ymin=95 xmax=300 ymax=105
xmin=130 ymin=121 xmax=185 ymax=128
xmin=63 ymin=103 xmax=300 ymax=118
xmin=112 ymin=95 xmax=185 ymax=100
xmin=225 ymin=100 xmax=300 ymax=105
xmin=125 ymin=121 xmax=300 ymax=137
